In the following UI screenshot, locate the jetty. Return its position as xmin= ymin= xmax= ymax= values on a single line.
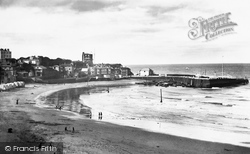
xmin=133 ymin=74 xmax=249 ymax=88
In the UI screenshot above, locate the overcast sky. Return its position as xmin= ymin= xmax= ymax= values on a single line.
xmin=0 ymin=0 xmax=249 ymax=65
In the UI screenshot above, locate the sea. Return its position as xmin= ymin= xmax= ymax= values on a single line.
xmin=128 ymin=63 xmax=250 ymax=78
xmin=46 ymin=63 xmax=250 ymax=147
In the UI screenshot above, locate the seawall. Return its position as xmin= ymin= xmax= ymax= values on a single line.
xmin=131 ymin=75 xmax=249 ymax=88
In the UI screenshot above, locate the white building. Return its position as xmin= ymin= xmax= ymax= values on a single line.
xmin=138 ymin=68 xmax=154 ymax=76
xmin=33 ymin=65 xmax=47 ymax=77
xmin=81 ymin=68 xmax=89 ymax=74
xmin=19 ymin=56 xmax=40 ymax=65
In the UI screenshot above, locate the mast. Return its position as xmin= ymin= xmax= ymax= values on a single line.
xmin=160 ymin=89 xmax=162 ymax=103
xmin=222 ymin=56 xmax=224 ymax=76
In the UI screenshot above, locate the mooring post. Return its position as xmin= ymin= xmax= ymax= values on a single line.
xmin=160 ymin=89 xmax=162 ymax=103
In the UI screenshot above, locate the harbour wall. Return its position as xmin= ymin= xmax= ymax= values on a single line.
xmin=131 ymin=76 xmax=248 ymax=88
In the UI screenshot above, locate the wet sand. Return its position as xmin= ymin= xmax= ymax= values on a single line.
xmin=79 ymin=85 xmax=250 ymax=148
xmin=1 ymin=80 xmax=250 ymax=154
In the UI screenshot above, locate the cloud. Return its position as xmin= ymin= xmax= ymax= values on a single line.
xmin=71 ymin=0 xmax=122 ymax=12
xmin=0 ymin=0 xmax=62 ymax=7
xmin=1 ymin=0 xmax=249 ymax=64
xmin=0 ymin=0 xmax=15 ymax=7
xmin=0 ymin=0 xmax=123 ymax=12
xmin=132 ymin=28 xmax=161 ymax=33
xmin=147 ymin=4 xmax=186 ymax=17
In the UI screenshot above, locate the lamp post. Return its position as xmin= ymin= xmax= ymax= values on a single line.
xmin=160 ymin=89 xmax=162 ymax=103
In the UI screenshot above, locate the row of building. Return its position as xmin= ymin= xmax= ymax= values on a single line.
xmin=0 ymin=50 xmax=133 ymax=84
xmin=16 ymin=63 xmax=132 ymax=79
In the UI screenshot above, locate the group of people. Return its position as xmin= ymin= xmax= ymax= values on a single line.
xmin=83 ymin=112 xmax=103 ymax=120
xmin=98 ymin=112 xmax=103 ymax=120
xmin=55 ymin=105 xmax=62 ymax=110
xmin=65 ymin=126 xmax=75 ymax=133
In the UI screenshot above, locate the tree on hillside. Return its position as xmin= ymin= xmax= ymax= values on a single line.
xmin=38 ymin=56 xmax=72 ymax=66
xmin=110 ymin=64 xmax=123 ymax=68
xmin=39 ymin=56 xmax=50 ymax=66
xmin=22 ymin=63 xmax=35 ymax=72
xmin=73 ymin=61 xmax=87 ymax=68
xmin=0 ymin=66 xmax=4 ymax=76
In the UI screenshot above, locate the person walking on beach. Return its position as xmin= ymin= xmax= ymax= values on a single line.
xmin=98 ymin=112 xmax=103 ymax=120
xmin=16 ymin=99 xmax=19 ymax=105
xmin=49 ymin=142 xmax=52 ymax=147
xmin=72 ymin=127 xmax=75 ymax=133
xmin=38 ymin=142 xmax=42 ymax=149
xmin=98 ymin=112 xmax=102 ymax=120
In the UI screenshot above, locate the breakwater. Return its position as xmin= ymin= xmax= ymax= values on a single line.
xmin=132 ymin=74 xmax=249 ymax=88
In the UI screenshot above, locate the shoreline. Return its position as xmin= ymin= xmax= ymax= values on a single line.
xmin=1 ymin=80 xmax=250 ymax=153
xmin=59 ymin=84 xmax=250 ymax=148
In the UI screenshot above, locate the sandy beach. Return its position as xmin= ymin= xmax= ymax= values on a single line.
xmin=1 ymin=80 xmax=250 ymax=154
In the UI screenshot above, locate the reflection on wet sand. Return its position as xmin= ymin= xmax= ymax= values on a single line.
xmin=45 ymin=87 xmax=110 ymax=118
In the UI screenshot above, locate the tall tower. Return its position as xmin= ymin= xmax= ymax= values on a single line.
xmin=0 ymin=48 xmax=11 ymax=60
xmin=82 ymin=52 xmax=93 ymax=67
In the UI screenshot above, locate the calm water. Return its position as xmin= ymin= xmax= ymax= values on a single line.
xmin=128 ymin=63 xmax=250 ymax=78
xmin=46 ymin=63 xmax=250 ymax=147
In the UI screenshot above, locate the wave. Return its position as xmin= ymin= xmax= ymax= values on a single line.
xmin=205 ymin=96 xmax=213 ymax=98
xmin=229 ymin=98 xmax=249 ymax=102
xmin=164 ymin=97 xmax=182 ymax=101
xmin=201 ymin=101 xmax=234 ymax=107
xmin=235 ymin=126 xmax=249 ymax=129
xmin=238 ymin=99 xmax=249 ymax=101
